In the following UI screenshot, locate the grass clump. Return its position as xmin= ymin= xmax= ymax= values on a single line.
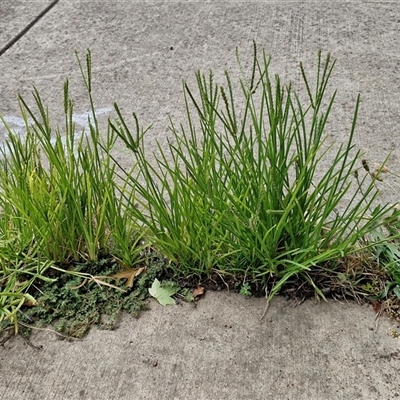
xmin=0 ymin=51 xmax=146 ymax=336
xmin=1 ymin=44 xmax=400 ymax=338
xmin=0 ymin=53 xmax=142 ymax=266
xmin=113 ymin=43 xmax=400 ymax=301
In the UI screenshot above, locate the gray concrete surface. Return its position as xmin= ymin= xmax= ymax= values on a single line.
xmin=2 ymin=292 xmax=400 ymax=400
xmin=1 ymin=1 xmax=400 ymax=399
xmin=0 ymin=0 xmax=53 ymax=48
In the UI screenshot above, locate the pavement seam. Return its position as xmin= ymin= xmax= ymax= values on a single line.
xmin=0 ymin=0 xmax=60 ymax=57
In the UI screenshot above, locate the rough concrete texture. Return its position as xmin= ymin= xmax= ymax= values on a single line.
xmin=1 ymin=1 xmax=400 ymax=399
xmin=0 ymin=0 xmax=52 ymax=48
xmin=2 ymin=293 xmax=400 ymax=400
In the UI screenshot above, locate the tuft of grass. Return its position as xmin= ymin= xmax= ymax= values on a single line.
xmin=355 ymin=161 xmax=400 ymax=307
xmin=0 ymin=52 xmax=143 ymax=266
xmin=112 ymin=43 xmax=400 ymax=301
xmin=0 ymin=51 xmax=145 ymax=334
xmin=1 ymin=44 xmax=400 ymax=338
xmin=0 ymin=235 xmax=55 ymax=333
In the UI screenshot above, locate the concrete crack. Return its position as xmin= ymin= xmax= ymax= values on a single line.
xmin=0 ymin=0 xmax=60 ymax=57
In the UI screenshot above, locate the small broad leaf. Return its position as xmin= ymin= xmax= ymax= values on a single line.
xmin=148 ymin=279 xmax=177 ymax=306
xmin=337 ymin=272 xmax=347 ymax=282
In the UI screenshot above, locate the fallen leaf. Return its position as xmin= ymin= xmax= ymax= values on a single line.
xmin=148 ymin=279 xmax=177 ymax=306
xmin=111 ymin=267 xmax=145 ymax=287
xmin=193 ymin=286 xmax=205 ymax=298
xmin=371 ymin=300 xmax=382 ymax=315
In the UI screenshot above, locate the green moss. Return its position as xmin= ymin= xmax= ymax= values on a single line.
xmin=19 ymin=253 xmax=166 ymax=338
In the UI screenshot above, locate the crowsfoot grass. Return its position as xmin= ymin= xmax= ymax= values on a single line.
xmin=1 ymin=44 xmax=400 ymax=337
xmin=112 ymin=44 xmax=400 ymax=301
xmin=0 ymin=51 xmax=145 ymax=333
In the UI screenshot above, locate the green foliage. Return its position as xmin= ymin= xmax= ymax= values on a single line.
xmin=371 ymin=223 xmax=400 ymax=286
xmin=0 ymin=50 xmax=145 ymax=333
xmin=368 ymin=221 xmax=400 ymax=301
xmin=1 ymin=44 xmax=400 ymax=336
xmin=0 ymin=52 xmax=143 ymax=265
xmin=17 ymin=258 xmax=164 ymax=338
xmin=112 ymin=43 xmax=399 ymax=300
xmin=239 ymin=282 xmax=252 ymax=297
xmin=148 ymin=278 xmax=178 ymax=306
xmin=0 ymin=235 xmax=56 ymax=332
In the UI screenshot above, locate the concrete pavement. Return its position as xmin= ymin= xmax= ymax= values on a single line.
xmin=1 ymin=1 xmax=400 ymax=399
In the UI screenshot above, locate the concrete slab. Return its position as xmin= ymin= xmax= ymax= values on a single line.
xmin=2 ymin=292 xmax=400 ymax=400
xmin=0 ymin=1 xmax=59 ymax=55
xmin=1 ymin=2 xmax=400 ymax=399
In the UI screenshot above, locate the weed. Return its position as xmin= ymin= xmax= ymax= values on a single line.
xmin=239 ymin=282 xmax=252 ymax=297
xmin=16 ymin=254 xmax=165 ymax=338
xmin=0 ymin=50 xmax=145 ymax=334
xmin=112 ymin=43 xmax=400 ymax=302
xmin=1 ymin=44 xmax=400 ymax=337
